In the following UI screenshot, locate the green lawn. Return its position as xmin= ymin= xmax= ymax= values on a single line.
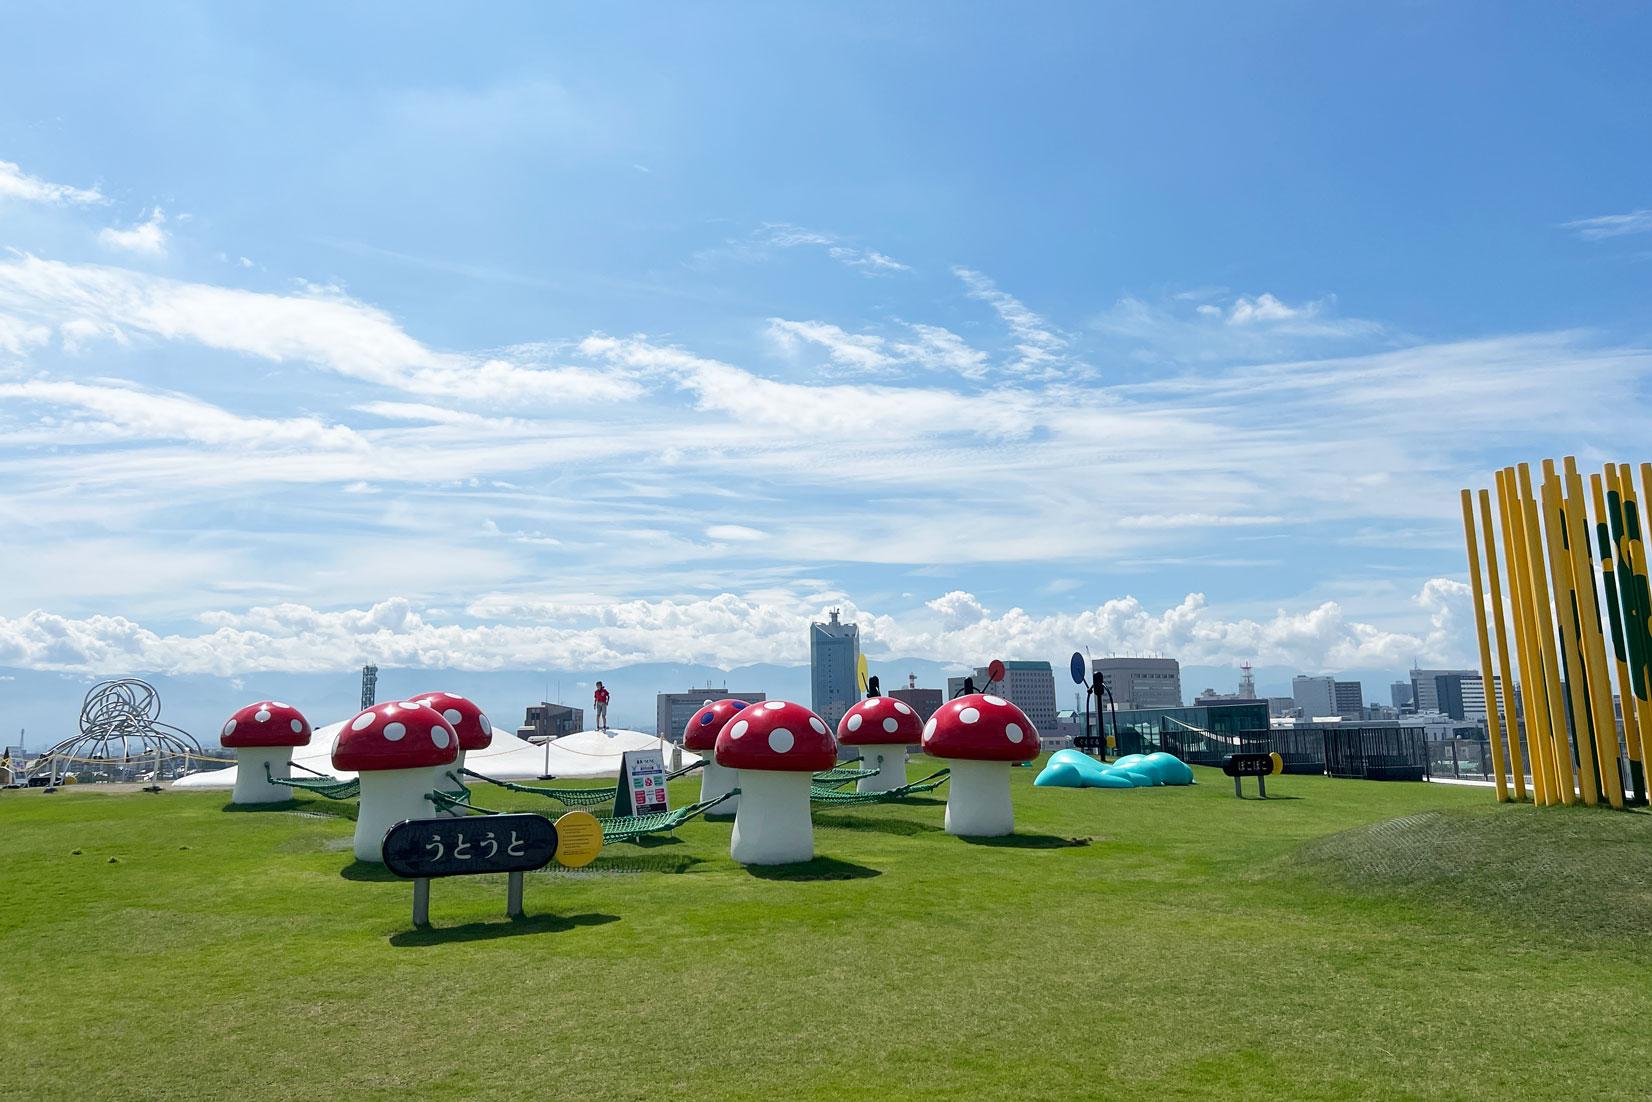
xmin=3 ymin=764 xmax=1649 ymax=1101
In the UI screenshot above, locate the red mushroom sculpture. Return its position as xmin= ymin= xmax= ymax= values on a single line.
xmin=714 ymin=700 xmax=837 ymax=865
xmin=219 ymin=700 xmax=312 ymax=805
xmin=922 ymin=693 xmax=1039 ymax=837
xmin=836 ymin=696 xmax=922 ymax=793
xmin=683 ymin=698 xmax=750 ymax=815
xmin=333 ymin=700 xmax=459 ymax=862
xmin=408 ymin=691 xmax=492 ymax=806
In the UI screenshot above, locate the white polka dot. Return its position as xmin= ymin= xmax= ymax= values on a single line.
xmin=883 ymin=717 xmax=899 ymax=734
xmin=222 ymin=719 xmax=236 ymax=737
xmin=254 ymin=708 xmax=271 ymax=723
xmin=401 ymin=701 xmax=421 ymax=709
xmin=846 ymin=713 xmax=863 ymax=732
xmin=443 ymin=708 xmax=463 ymax=726
xmin=810 ymin=716 xmax=828 ymax=735
xmin=764 ymin=701 xmax=785 ymax=710
xmin=984 ymin=695 xmax=1007 ymax=707
xmin=729 ymin=719 xmax=749 ymax=740
xmin=290 ymin=718 xmax=303 ymax=734
xmin=351 ymin=712 xmax=375 ymax=731
xmin=273 ymin=701 xmax=289 ymax=709
xmin=480 ymin=714 xmax=491 ymax=734
xmin=432 ymin=726 xmax=450 ymax=749
xmin=960 ymin=707 xmax=980 ymax=724
xmin=383 ymin=722 xmax=407 ymax=741
xmin=1005 ymin=723 xmax=1023 ymax=743
xmin=893 ymin=701 xmax=912 ymax=715
xmin=768 ymin=728 xmax=794 ymax=754
xmin=923 ymin=718 xmax=937 ymax=742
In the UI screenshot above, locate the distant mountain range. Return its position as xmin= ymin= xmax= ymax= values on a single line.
xmin=0 ymin=659 xmax=1418 ymax=752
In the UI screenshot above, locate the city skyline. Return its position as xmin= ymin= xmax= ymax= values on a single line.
xmin=3 ymin=6 xmax=1650 ymax=681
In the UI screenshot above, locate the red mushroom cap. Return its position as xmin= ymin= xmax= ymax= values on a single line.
xmin=407 ymin=691 xmax=492 ymax=752
xmin=220 ymin=700 xmax=312 ymax=749
xmin=921 ymin=693 xmax=1038 ymax=762
xmin=332 ymin=700 xmax=459 ymax=772
xmin=683 ymin=698 xmax=751 ymax=751
xmin=836 ymin=696 xmax=924 ymax=746
xmin=714 ymin=700 xmax=837 ymax=772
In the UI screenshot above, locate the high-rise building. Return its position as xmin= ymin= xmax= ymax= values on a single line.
xmin=656 ymin=688 xmax=767 ymax=743
xmin=810 ymin=609 xmax=860 ymax=731
xmin=360 ymin=664 xmax=378 ymax=710
xmin=970 ymin=660 xmax=1057 ymax=733
xmin=1333 ymin=680 xmax=1364 ymax=720
xmin=1431 ymin=672 xmax=1498 ymax=721
xmin=1093 ymin=657 xmax=1182 ymax=710
xmin=1292 ymin=675 xmax=1337 ymax=719
xmin=1391 ymin=681 xmax=1414 ymax=712
xmin=516 ymin=702 xmax=584 ymax=741
xmin=1238 ymin=661 xmax=1257 ymax=700
xmin=1409 ymin=668 xmax=1478 ymax=714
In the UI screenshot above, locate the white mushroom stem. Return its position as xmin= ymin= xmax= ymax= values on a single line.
xmin=699 ymin=759 xmax=739 ymax=815
xmin=855 ymin=745 xmax=908 ymax=793
xmin=352 ymin=767 xmax=444 ymax=862
xmin=943 ymin=759 xmax=1016 ymax=837
xmin=728 ymin=770 xmax=814 ymax=865
xmin=230 ymin=747 xmax=296 ymax=805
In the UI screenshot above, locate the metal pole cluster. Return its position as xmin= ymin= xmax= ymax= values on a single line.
xmin=1460 ymin=459 xmax=1652 ymax=808
xmin=33 ymin=679 xmax=203 ymax=784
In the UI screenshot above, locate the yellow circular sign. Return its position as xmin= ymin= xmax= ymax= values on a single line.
xmin=1268 ymin=751 xmax=1284 ymax=776
xmin=553 ymin=810 xmax=604 ymax=869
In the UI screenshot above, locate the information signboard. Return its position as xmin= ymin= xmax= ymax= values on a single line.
xmin=614 ymin=748 xmax=670 ymax=818
xmin=382 ymin=814 xmax=556 ymax=880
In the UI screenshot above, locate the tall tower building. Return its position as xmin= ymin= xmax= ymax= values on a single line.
xmin=360 ymin=664 xmax=379 ymax=710
xmin=1238 ymin=661 xmax=1257 ymax=699
xmin=810 ymin=609 xmax=860 ymax=731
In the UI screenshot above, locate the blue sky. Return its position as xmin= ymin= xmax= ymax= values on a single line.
xmin=1 ymin=2 xmax=1650 ymax=679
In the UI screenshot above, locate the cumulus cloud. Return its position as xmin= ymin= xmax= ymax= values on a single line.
xmin=98 ymin=208 xmax=168 ymax=255
xmin=0 ymin=160 xmax=105 ymax=205
xmin=0 ymin=582 xmax=1476 ymax=676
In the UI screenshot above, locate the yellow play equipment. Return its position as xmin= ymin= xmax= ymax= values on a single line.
xmin=1459 ymin=458 xmax=1652 ymax=808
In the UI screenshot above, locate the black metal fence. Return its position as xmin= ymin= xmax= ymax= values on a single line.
xmin=1111 ymin=715 xmax=1431 ymax=782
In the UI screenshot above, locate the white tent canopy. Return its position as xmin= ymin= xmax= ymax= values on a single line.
xmin=173 ymin=723 xmax=696 ymax=788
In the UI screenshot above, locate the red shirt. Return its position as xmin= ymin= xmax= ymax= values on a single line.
xmin=594 ymin=687 xmax=610 ymax=704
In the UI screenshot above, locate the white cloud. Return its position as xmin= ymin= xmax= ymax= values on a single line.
xmin=1093 ymin=291 xmax=1384 ymax=362
xmin=953 ymin=266 xmax=1073 ymax=376
xmin=716 ymin=223 xmax=911 ymax=277
xmin=705 ymin=524 xmax=767 ymax=542
xmin=767 ymin=318 xmax=892 ymax=371
xmin=0 ymin=581 xmax=1475 ymax=676
xmin=98 ymin=208 xmax=168 ymax=255
xmin=0 ymin=160 xmax=105 ymax=205
xmin=1562 ymin=208 xmax=1652 ymax=241
xmin=0 ymin=378 xmax=365 ymax=449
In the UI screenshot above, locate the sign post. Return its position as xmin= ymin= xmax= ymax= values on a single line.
xmin=382 ymin=813 xmax=558 ymax=927
xmin=1222 ymin=752 xmax=1284 ymax=798
xmin=614 ymin=748 xmax=669 ymax=818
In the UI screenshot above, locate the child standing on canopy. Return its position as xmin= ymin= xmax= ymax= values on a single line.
xmin=593 ymin=682 xmax=610 ymax=732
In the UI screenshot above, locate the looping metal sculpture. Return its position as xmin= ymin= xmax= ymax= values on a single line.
xmin=36 ymin=678 xmax=203 ymax=782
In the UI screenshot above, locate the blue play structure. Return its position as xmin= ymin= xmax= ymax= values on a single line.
xmin=1034 ymin=749 xmax=1194 ymax=789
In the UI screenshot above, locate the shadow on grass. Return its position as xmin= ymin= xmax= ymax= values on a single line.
xmin=957 ymin=833 xmax=1092 ymax=850
xmin=744 ymin=856 xmax=882 ymax=881
xmin=1239 ymin=795 xmax=1304 ymax=801
xmin=338 ymin=861 xmax=403 ymax=882
xmin=221 ymin=799 xmax=305 ymax=813
xmin=579 ymin=854 xmax=707 ymax=875
xmin=814 ymin=814 xmax=941 ymax=837
xmin=389 ymin=912 xmax=619 ymax=947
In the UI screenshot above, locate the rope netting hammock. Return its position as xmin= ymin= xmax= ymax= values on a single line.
xmin=808 ymin=768 xmax=951 ymax=805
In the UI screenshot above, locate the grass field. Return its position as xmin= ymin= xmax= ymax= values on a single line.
xmin=3 ymin=764 xmax=1650 ymax=1101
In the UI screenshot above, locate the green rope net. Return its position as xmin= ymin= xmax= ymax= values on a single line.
xmin=600 ymin=791 xmax=735 ymax=843
xmin=812 ymin=765 xmax=880 ymax=787
xmin=808 ymin=769 xmax=951 ymax=805
xmin=263 ymin=764 xmax=360 ymax=801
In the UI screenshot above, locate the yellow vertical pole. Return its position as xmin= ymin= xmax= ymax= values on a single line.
xmin=1621 ymin=466 xmax=1652 ymax=779
xmin=1593 ymin=471 xmax=1645 ymax=804
xmin=1520 ymin=462 xmax=1576 ymax=804
xmin=1481 ymin=487 xmax=1526 ymax=799
xmin=1539 ymin=463 xmax=1598 ymax=806
xmin=1461 ymin=488 xmax=1511 ymax=801
xmin=1500 ymin=467 xmax=1553 ymax=804
xmin=1563 ymin=458 xmax=1623 ymax=807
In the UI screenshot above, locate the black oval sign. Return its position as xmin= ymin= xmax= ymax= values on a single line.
xmin=382 ymin=814 xmax=557 ymax=879
xmin=1222 ymin=753 xmax=1275 ymax=778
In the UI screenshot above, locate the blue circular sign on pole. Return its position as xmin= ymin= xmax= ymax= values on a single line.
xmin=1070 ymin=651 xmax=1087 ymax=685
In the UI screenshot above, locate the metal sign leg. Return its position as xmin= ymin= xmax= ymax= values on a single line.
xmin=507 ymin=870 xmax=524 ymax=919
xmin=1258 ymin=775 xmax=1268 ymax=799
xmin=1233 ymin=776 xmax=1243 ymax=799
xmin=412 ymin=878 xmax=430 ymax=927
